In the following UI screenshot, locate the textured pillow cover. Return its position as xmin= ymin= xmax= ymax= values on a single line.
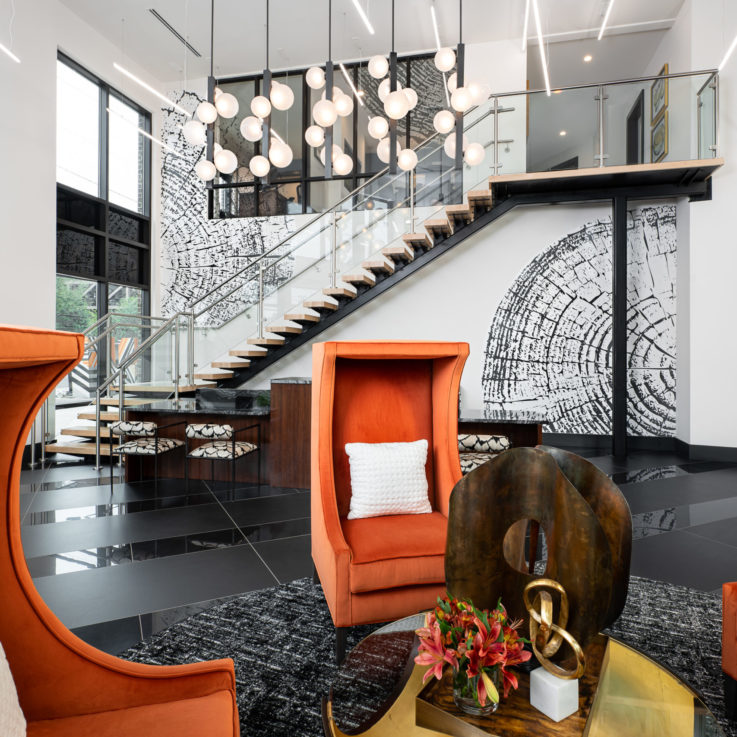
xmin=458 ymin=433 xmax=511 ymax=453
xmin=345 ymin=439 xmax=431 ymax=520
xmin=0 ymin=642 xmax=26 ymax=737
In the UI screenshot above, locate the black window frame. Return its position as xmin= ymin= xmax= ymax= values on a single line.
xmin=55 ymin=52 xmax=152 ymax=319
xmin=210 ymin=51 xmax=433 ymax=219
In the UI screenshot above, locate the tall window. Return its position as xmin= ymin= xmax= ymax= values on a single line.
xmin=56 ymin=54 xmax=151 ymax=399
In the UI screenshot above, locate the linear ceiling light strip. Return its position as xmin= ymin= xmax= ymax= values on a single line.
xmin=532 ymin=0 xmax=551 ymax=96
xmin=597 ymin=0 xmax=616 ymax=41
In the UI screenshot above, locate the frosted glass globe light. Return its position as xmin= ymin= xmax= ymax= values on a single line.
xmin=334 ymin=153 xmax=353 ymax=176
xmin=305 ymin=66 xmax=326 ymax=90
xmin=214 ymin=148 xmax=238 ymax=174
xmin=335 ymin=93 xmax=354 ymax=117
xmin=215 ymin=92 xmax=239 ymax=118
xmin=270 ymin=82 xmax=294 ymax=111
xmin=251 ymin=95 xmax=272 ymax=118
xmin=447 ymin=72 xmax=457 ymax=93
xmin=182 ymin=119 xmax=206 ymax=146
xmin=320 ymin=86 xmax=342 ymax=101
xmin=196 ymin=101 xmax=217 ymax=124
xmin=468 ymin=81 xmax=490 ymax=105
xmin=304 ymin=125 xmax=325 ymax=147
xmin=214 ymin=86 xmax=223 ymax=99
xmin=433 ymin=110 xmax=455 ymax=134
xmin=451 ymin=86 xmax=473 ymax=112
xmin=434 ymin=47 xmax=456 ymax=72
xmin=378 ymin=77 xmax=401 ymax=102
xmin=385 ymin=90 xmax=409 ymax=120
xmin=318 ymin=144 xmax=343 ymax=166
xmin=403 ymin=87 xmax=418 ymax=111
xmin=195 ymin=159 xmax=217 ymax=181
xmin=463 ymin=141 xmax=485 ymax=166
xmin=269 ymin=141 xmax=294 ymax=168
xmin=376 ymin=136 xmax=400 ymax=164
xmin=367 ymin=116 xmax=389 ymax=139
xmin=240 ymin=116 xmax=263 ymax=142
xmin=368 ymin=55 xmax=389 ymax=79
xmin=397 ymin=148 xmax=418 ymax=171
xmin=313 ymin=99 xmax=338 ymax=127
xmin=443 ymin=133 xmax=469 ymax=158
xmin=249 ymin=154 xmax=271 ymax=177
xmin=214 ymin=142 xmax=223 ymax=155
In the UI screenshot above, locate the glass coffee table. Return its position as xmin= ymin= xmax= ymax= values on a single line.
xmin=323 ymin=614 xmax=724 ymax=737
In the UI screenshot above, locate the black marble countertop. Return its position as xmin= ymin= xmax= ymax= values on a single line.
xmin=127 ymin=398 xmax=270 ymax=417
xmin=459 ymin=409 xmax=546 ymax=424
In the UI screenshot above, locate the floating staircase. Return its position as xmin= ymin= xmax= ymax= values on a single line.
xmin=194 ymin=160 xmax=722 ymax=390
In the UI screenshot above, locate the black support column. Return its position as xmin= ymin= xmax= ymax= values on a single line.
xmin=612 ymin=196 xmax=628 ymax=458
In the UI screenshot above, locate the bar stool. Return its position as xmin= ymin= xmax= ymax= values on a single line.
xmin=109 ymin=419 xmax=185 ymax=493
xmin=184 ymin=423 xmax=261 ymax=497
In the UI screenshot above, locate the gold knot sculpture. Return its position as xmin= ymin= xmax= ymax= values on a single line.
xmin=523 ymin=578 xmax=586 ymax=680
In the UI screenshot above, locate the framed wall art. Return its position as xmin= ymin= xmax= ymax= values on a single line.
xmin=651 ymin=111 xmax=669 ymax=162
xmin=651 ymin=63 xmax=669 ymax=123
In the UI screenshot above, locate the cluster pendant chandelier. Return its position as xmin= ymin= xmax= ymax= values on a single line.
xmin=303 ymin=0 xmax=354 ymax=177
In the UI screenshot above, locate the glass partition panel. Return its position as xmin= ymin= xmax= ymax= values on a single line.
xmin=527 ymin=86 xmax=600 ymax=172
xmin=698 ymin=75 xmax=717 ymax=158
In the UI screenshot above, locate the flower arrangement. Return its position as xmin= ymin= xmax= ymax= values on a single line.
xmin=415 ymin=595 xmax=532 ymax=714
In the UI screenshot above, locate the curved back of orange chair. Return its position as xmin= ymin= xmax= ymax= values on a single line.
xmin=311 ymin=341 xmax=469 ymax=628
xmin=0 ymin=326 xmax=238 ymax=733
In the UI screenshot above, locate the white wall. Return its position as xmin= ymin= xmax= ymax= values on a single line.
xmin=647 ymin=0 xmax=737 ymax=449
xmin=0 ymin=0 xmax=169 ymax=330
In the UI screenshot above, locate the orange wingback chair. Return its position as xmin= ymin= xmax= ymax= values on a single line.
xmin=311 ymin=341 xmax=469 ymax=661
xmin=724 ymin=582 xmax=737 ymax=720
xmin=0 ymin=325 xmax=239 ymax=737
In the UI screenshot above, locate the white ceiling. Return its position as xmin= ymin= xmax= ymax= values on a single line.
xmin=59 ymin=0 xmax=686 ymax=84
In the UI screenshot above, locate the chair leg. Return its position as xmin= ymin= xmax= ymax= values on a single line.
xmin=726 ymin=672 xmax=737 ymax=721
xmin=335 ymin=627 xmax=350 ymax=666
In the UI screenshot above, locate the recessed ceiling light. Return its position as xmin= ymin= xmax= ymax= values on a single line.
xmin=559 ymin=130 xmax=567 ymax=136
xmin=583 ymin=54 xmax=593 ymax=63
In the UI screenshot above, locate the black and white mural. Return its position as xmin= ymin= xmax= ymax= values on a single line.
xmin=482 ymin=204 xmax=677 ymax=436
xmin=159 ymin=91 xmax=298 ymax=327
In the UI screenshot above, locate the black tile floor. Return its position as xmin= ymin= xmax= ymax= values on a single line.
xmin=18 ymin=448 xmax=737 ymax=655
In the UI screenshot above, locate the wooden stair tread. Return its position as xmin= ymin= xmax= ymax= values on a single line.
xmin=323 ymin=286 xmax=358 ymax=299
xmin=97 ymin=397 xmax=152 ymax=407
xmin=467 ymin=188 xmax=493 ymax=205
xmin=445 ymin=204 xmax=473 ymax=221
xmin=61 ymin=426 xmax=112 ymax=439
xmin=341 ymin=271 xmax=376 ymax=286
xmin=303 ymin=299 xmax=339 ymax=311
xmin=211 ymin=360 xmax=251 ymax=369
xmin=78 ymin=411 xmax=119 ymax=422
xmin=402 ymin=233 xmax=433 ymax=250
xmin=229 ymin=348 xmax=268 ymax=358
xmin=424 ymin=218 xmax=453 ymax=235
xmin=45 ymin=441 xmax=113 ymax=457
xmin=266 ymin=324 xmax=303 ymax=335
xmin=195 ymin=371 xmax=234 ymax=380
xmin=283 ymin=312 xmax=320 ymax=323
xmin=247 ymin=335 xmax=286 ymax=346
xmin=382 ymin=243 xmax=414 ymax=262
xmin=362 ymin=258 xmax=395 ymax=274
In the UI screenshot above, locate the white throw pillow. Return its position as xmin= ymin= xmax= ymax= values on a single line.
xmin=0 ymin=642 xmax=26 ymax=737
xmin=345 ymin=439 xmax=432 ymax=520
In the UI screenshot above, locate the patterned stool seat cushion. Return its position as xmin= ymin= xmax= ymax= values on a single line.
xmin=110 ymin=420 xmax=158 ymax=437
xmin=188 ymin=440 xmax=257 ymax=460
xmin=460 ymin=451 xmax=502 ymax=475
xmin=458 ymin=433 xmax=511 ymax=453
xmin=113 ymin=437 xmax=184 ymax=455
xmin=186 ymin=424 xmax=234 ymax=440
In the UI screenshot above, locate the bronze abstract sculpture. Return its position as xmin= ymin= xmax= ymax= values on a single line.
xmin=445 ymin=447 xmax=632 ymax=655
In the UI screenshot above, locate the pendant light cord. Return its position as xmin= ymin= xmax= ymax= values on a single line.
xmin=266 ymin=0 xmax=269 ymax=69
xmin=459 ymin=0 xmax=462 ymax=43
xmin=328 ymin=0 xmax=332 ymax=61
xmin=391 ymin=0 xmax=395 ymax=52
xmin=210 ymin=0 xmax=214 ymax=77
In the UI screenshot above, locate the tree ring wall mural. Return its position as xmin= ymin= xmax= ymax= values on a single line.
xmin=482 ymin=204 xmax=676 ymax=437
xmin=160 ymin=91 xmax=297 ymax=328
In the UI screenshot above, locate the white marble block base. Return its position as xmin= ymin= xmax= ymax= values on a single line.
xmin=529 ymin=667 xmax=579 ymax=722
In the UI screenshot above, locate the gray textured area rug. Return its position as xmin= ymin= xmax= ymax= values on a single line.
xmin=121 ymin=576 xmax=735 ymax=737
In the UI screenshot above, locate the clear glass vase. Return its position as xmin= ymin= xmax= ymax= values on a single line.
xmin=452 ymin=668 xmax=500 ymax=717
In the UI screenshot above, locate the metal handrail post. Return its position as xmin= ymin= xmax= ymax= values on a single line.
xmin=174 ymin=318 xmax=180 ymax=401
xmin=95 ymin=388 xmax=102 ymax=470
xmin=188 ymin=311 xmax=195 ymax=383
xmin=714 ymin=74 xmax=720 ymax=157
xmin=29 ymin=418 xmax=37 ymax=469
xmin=596 ymin=85 xmax=608 ymax=167
xmin=330 ymin=211 xmax=338 ymax=289
xmin=41 ymin=400 xmax=47 ymax=467
xmin=118 ymin=370 xmax=125 ymax=467
xmin=257 ymin=264 xmax=265 ymax=340
xmin=492 ymin=97 xmax=500 ymax=175
xmin=409 ymin=171 xmax=415 ymax=233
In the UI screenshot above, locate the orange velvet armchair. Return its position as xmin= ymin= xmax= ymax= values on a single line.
xmin=311 ymin=340 xmax=469 ymax=661
xmin=0 ymin=325 xmax=239 ymax=737
xmin=724 ymin=581 xmax=737 ymax=720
